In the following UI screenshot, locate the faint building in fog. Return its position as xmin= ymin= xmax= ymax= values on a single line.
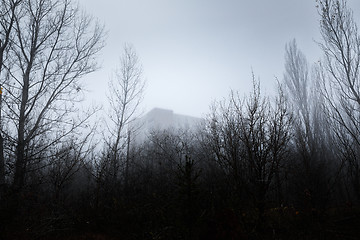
xmin=130 ymin=108 xmax=202 ymax=144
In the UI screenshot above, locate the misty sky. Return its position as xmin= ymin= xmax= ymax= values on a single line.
xmin=78 ymin=0 xmax=360 ymax=118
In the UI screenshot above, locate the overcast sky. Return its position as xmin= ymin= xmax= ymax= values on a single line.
xmin=78 ymin=0 xmax=360 ymax=118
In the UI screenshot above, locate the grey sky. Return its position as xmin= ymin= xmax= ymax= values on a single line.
xmin=78 ymin=0 xmax=360 ymax=118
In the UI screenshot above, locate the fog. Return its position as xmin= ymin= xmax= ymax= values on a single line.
xmin=2 ymin=0 xmax=360 ymax=239
xmin=77 ymin=0 xmax=359 ymax=118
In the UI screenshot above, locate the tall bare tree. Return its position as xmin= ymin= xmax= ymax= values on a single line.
xmin=103 ymin=43 xmax=145 ymax=185
xmin=317 ymin=0 xmax=360 ymax=202
xmin=283 ymin=39 xmax=335 ymax=207
xmin=0 ymin=0 xmax=104 ymax=191
xmin=0 ymin=0 xmax=22 ymax=193
xmin=284 ymin=40 xmax=311 ymax=146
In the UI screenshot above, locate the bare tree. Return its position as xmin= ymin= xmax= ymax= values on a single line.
xmin=317 ymin=0 xmax=360 ymax=202
xmin=205 ymin=95 xmax=244 ymax=198
xmin=284 ymin=40 xmax=311 ymax=146
xmin=100 ymin=44 xmax=145 ymax=187
xmin=283 ymin=39 xmax=336 ymax=207
xmin=236 ymin=80 xmax=292 ymax=222
xmin=0 ymin=0 xmax=22 ymax=193
xmin=0 ymin=0 xmax=105 ymax=191
xmin=205 ymin=78 xmax=292 ymax=224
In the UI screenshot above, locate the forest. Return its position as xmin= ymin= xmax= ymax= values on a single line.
xmin=1 ymin=0 xmax=360 ymax=239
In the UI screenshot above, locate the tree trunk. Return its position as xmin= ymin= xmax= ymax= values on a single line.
xmin=0 ymin=134 xmax=5 ymax=198
xmin=13 ymin=73 xmax=29 ymax=191
xmin=125 ymin=130 xmax=130 ymax=189
xmin=0 ymin=92 xmax=4 ymax=193
xmin=13 ymin=139 xmax=26 ymax=190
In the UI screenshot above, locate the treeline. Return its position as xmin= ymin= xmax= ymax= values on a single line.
xmin=1 ymin=0 xmax=360 ymax=239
